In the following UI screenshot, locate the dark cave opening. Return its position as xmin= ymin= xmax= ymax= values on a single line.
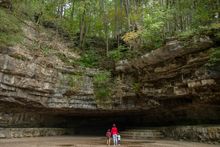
xmin=1 ymin=101 xmax=220 ymax=137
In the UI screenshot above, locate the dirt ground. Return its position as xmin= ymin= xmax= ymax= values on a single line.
xmin=0 ymin=136 xmax=219 ymax=147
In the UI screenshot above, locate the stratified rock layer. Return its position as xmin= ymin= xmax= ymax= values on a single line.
xmin=0 ymin=128 xmax=70 ymax=138
xmin=115 ymin=32 xmax=220 ymax=124
xmin=121 ymin=126 xmax=220 ymax=143
xmin=0 ymin=49 xmax=95 ymax=111
xmin=161 ymin=126 xmax=220 ymax=143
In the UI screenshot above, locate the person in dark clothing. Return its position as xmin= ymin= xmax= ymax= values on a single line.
xmin=106 ymin=129 xmax=111 ymax=145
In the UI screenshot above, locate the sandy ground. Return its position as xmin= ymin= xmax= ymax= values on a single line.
xmin=0 ymin=136 xmax=219 ymax=147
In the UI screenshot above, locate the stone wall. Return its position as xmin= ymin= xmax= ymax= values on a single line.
xmin=0 ymin=128 xmax=72 ymax=138
xmin=161 ymin=126 xmax=220 ymax=143
xmin=122 ymin=126 xmax=220 ymax=143
xmin=0 ymin=112 xmax=67 ymax=128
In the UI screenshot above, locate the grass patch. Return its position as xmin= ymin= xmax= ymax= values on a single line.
xmin=41 ymin=45 xmax=52 ymax=56
xmin=0 ymin=9 xmax=23 ymax=46
xmin=93 ymin=71 xmax=111 ymax=84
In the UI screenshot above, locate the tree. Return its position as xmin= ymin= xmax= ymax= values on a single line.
xmin=11 ymin=0 xmax=220 ymax=59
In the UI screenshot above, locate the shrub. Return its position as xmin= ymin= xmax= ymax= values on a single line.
xmin=94 ymin=71 xmax=111 ymax=86
xmin=108 ymin=45 xmax=138 ymax=62
xmin=93 ymin=71 xmax=112 ymax=104
xmin=207 ymin=47 xmax=220 ymax=67
xmin=108 ymin=49 xmax=123 ymax=62
xmin=141 ymin=6 xmax=169 ymax=50
xmin=77 ymin=50 xmax=99 ymax=68
xmin=178 ymin=29 xmax=196 ymax=40
xmin=132 ymin=82 xmax=141 ymax=93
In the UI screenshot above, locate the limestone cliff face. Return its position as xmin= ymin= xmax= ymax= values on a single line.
xmin=0 ymin=19 xmax=97 ymax=116
xmin=1 ymin=24 xmax=219 ymax=119
xmin=0 ymin=47 xmax=96 ymax=110
xmin=0 ymin=20 xmax=148 ymax=118
xmin=115 ymin=31 xmax=220 ymax=124
xmin=0 ymin=47 xmax=151 ymax=113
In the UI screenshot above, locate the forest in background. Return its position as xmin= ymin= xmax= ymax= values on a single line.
xmin=2 ymin=0 xmax=220 ymax=68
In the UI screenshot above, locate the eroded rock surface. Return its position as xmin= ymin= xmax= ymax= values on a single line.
xmin=115 ymin=32 xmax=220 ymax=124
xmin=161 ymin=125 xmax=220 ymax=143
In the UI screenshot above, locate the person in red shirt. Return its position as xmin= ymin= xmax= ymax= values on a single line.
xmin=111 ymin=124 xmax=118 ymax=146
xmin=106 ymin=129 xmax=111 ymax=145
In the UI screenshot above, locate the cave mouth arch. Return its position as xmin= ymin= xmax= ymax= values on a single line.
xmin=1 ymin=101 xmax=220 ymax=144
xmin=2 ymin=101 xmax=220 ymax=134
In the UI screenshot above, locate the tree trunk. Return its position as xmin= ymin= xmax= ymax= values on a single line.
xmin=70 ymin=0 xmax=75 ymax=19
xmin=124 ymin=0 xmax=131 ymax=30
xmin=100 ymin=0 xmax=109 ymax=55
xmin=79 ymin=7 xmax=86 ymax=49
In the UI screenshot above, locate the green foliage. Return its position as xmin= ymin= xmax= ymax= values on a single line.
xmin=108 ymin=49 xmax=123 ymax=61
xmin=215 ymin=32 xmax=220 ymax=41
xmin=41 ymin=46 xmax=52 ymax=56
xmin=210 ymin=23 xmax=220 ymax=30
xmin=94 ymin=71 xmax=111 ymax=85
xmin=65 ymin=74 xmax=83 ymax=91
xmin=132 ymin=82 xmax=141 ymax=93
xmin=108 ymin=45 xmax=139 ymax=61
xmin=178 ymin=29 xmax=196 ymax=40
xmin=108 ymin=50 xmax=121 ymax=61
xmin=0 ymin=9 xmax=23 ymax=46
xmin=10 ymin=0 xmax=220 ymax=71
xmin=77 ymin=50 xmax=99 ymax=68
xmin=93 ymin=71 xmax=112 ymax=102
xmin=192 ymin=1 xmax=216 ymax=27
xmin=141 ymin=5 xmax=169 ymax=49
xmin=95 ymin=85 xmax=111 ymax=101
xmin=207 ymin=48 xmax=220 ymax=67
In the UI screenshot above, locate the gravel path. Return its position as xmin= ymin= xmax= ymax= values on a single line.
xmin=0 ymin=136 xmax=219 ymax=147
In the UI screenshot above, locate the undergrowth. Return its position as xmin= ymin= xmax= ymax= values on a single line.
xmin=0 ymin=9 xmax=23 ymax=46
xmin=93 ymin=71 xmax=112 ymax=106
xmin=207 ymin=47 xmax=220 ymax=67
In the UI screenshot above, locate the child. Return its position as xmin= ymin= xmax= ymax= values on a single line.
xmin=106 ymin=129 xmax=111 ymax=145
xmin=117 ymin=133 xmax=121 ymax=145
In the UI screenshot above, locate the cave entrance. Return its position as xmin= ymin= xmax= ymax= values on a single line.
xmin=56 ymin=113 xmax=147 ymax=136
xmin=2 ymin=102 xmax=220 ymax=139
